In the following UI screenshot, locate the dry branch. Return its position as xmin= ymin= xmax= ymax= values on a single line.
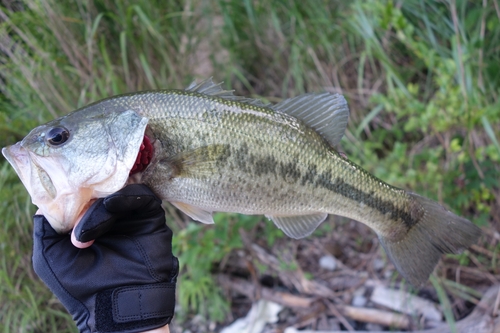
xmin=340 ymin=305 xmax=410 ymax=329
xmin=220 ymin=274 xmax=500 ymax=333
xmin=218 ymin=274 xmax=314 ymax=309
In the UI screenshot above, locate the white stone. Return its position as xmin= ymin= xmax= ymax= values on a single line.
xmin=352 ymin=294 xmax=367 ymax=307
xmin=372 ymin=258 xmax=385 ymax=271
xmin=319 ymin=255 xmax=337 ymax=271
xmin=220 ymin=300 xmax=283 ymax=333
xmin=371 ymin=286 xmax=443 ymax=322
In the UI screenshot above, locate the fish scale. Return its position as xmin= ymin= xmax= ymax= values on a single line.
xmin=125 ymin=90 xmax=441 ymax=242
xmin=2 ymin=78 xmax=481 ymax=286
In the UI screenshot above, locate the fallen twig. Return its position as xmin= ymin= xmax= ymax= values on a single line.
xmin=240 ymin=230 xmax=338 ymax=298
xmin=339 ymin=304 xmax=410 ymax=330
xmin=219 ymin=274 xmax=410 ymax=330
xmin=218 ymin=274 xmax=314 ymax=308
xmin=220 ymin=274 xmax=500 ymax=333
xmin=296 ymin=285 xmax=500 ymax=333
xmin=324 ymin=301 xmax=355 ymax=332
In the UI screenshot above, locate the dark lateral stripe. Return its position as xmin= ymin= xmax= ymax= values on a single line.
xmin=226 ymin=144 xmax=418 ymax=229
xmin=315 ymin=172 xmax=418 ymax=229
xmin=231 ymin=144 xmax=302 ymax=181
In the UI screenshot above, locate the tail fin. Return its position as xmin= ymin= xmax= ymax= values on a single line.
xmin=378 ymin=192 xmax=481 ymax=287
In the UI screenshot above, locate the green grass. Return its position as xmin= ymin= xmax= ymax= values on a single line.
xmin=0 ymin=0 xmax=499 ymax=331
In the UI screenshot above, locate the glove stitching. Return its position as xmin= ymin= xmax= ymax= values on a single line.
xmin=132 ymin=238 xmax=162 ymax=282
xmin=139 ymin=290 xmax=143 ymax=320
xmin=132 ymin=237 xmax=163 ymax=282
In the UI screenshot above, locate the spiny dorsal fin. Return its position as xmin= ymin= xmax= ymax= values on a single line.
xmin=185 ymin=77 xmax=229 ymax=96
xmin=266 ymin=213 xmax=328 ymax=239
xmin=272 ymin=93 xmax=349 ymax=147
xmin=185 ymin=77 xmax=270 ymax=108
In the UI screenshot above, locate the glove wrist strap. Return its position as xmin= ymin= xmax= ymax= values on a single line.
xmin=112 ymin=283 xmax=175 ymax=322
xmin=95 ymin=282 xmax=176 ymax=333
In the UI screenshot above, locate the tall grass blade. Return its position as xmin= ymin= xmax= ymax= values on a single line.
xmin=482 ymin=115 xmax=500 ymax=155
xmin=430 ymin=275 xmax=457 ymax=333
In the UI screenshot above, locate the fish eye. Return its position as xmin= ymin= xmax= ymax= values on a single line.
xmin=46 ymin=127 xmax=70 ymax=146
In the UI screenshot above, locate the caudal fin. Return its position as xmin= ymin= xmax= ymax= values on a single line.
xmin=378 ymin=192 xmax=481 ymax=287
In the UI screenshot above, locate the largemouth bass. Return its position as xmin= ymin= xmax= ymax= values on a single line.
xmin=2 ymin=78 xmax=480 ymax=286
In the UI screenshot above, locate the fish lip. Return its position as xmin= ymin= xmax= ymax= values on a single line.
xmin=2 ymin=143 xmax=30 ymax=181
xmin=2 ymin=143 xmax=39 ymax=208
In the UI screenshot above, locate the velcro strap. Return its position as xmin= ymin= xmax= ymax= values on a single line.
xmin=112 ymin=283 xmax=176 ymax=323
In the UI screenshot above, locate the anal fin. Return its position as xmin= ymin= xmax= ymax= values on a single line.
xmin=266 ymin=213 xmax=328 ymax=239
xmin=171 ymin=201 xmax=214 ymax=224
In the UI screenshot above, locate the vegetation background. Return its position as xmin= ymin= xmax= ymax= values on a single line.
xmin=0 ymin=0 xmax=498 ymax=331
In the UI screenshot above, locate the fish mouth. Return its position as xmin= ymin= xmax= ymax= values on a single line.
xmin=2 ymin=144 xmax=22 ymax=174
xmin=2 ymin=143 xmax=76 ymax=232
xmin=2 ymin=143 xmax=33 ymax=190
xmin=2 ymin=143 xmax=51 ymax=204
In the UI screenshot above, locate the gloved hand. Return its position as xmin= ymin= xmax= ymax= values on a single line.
xmin=32 ymin=184 xmax=178 ymax=333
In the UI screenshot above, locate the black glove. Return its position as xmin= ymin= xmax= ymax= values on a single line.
xmin=32 ymin=184 xmax=178 ymax=333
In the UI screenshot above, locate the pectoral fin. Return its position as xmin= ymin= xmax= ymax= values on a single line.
xmin=266 ymin=213 xmax=328 ymax=239
xmin=171 ymin=201 xmax=214 ymax=224
xmin=165 ymin=144 xmax=230 ymax=178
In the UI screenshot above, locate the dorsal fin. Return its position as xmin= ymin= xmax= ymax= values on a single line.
xmin=185 ymin=77 xmax=230 ymax=96
xmin=272 ymin=93 xmax=349 ymax=147
xmin=185 ymin=77 xmax=270 ymax=108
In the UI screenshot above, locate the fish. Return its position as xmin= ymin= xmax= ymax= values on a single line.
xmin=2 ymin=78 xmax=481 ymax=286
